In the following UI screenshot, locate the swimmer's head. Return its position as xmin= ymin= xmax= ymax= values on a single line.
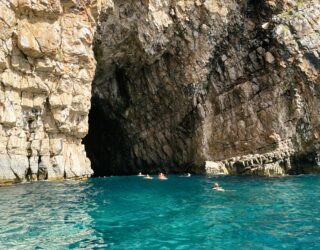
xmin=214 ymin=182 xmax=219 ymax=187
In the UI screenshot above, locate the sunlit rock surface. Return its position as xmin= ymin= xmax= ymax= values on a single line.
xmin=0 ymin=0 xmax=102 ymax=184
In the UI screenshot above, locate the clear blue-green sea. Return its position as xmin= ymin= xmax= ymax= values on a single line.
xmin=0 ymin=175 xmax=320 ymax=249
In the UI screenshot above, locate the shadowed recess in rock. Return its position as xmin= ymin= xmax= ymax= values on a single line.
xmin=83 ymin=97 xmax=132 ymax=176
xmin=89 ymin=0 xmax=320 ymax=178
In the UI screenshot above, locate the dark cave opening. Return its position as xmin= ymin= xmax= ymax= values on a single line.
xmin=83 ymin=97 xmax=131 ymax=177
xmin=244 ymin=0 xmax=280 ymax=20
xmin=289 ymin=152 xmax=320 ymax=175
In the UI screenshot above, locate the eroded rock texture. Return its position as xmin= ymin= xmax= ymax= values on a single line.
xmin=0 ymin=0 xmax=102 ymax=184
xmin=0 ymin=0 xmax=319 ymax=182
xmin=91 ymin=0 xmax=320 ymax=176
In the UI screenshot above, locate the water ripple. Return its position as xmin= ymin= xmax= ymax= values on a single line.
xmin=0 ymin=175 xmax=320 ymax=249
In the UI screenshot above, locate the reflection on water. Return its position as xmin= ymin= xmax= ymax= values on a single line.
xmin=0 ymin=181 xmax=105 ymax=249
xmin=0 ymin=175 xmax=320 ymax=249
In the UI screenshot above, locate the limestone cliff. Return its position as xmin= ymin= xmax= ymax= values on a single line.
xmin=0 ymin=0 xmax=102 ymax=184
xmin=1 ymin=0 xmax=320 ymax=183
xmin=90 ymin=0 xmax=320 ymax=176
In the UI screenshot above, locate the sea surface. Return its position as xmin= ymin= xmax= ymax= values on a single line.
xmin=0 ymin=175 xmax=319 ymax=249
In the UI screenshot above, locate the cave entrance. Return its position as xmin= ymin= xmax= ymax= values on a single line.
xmin=83 ymin=97 xmax=130 ymax=177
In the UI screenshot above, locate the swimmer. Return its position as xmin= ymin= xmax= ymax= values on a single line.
xmin=179 ymin=173 xmax=191 ymax=177
xmin=144 ymin=174 xmax=153 ymax=179
xmin=213 ymin=182 xmax=225 ymax=192
xmin=137 ymin=172 xmax=145 ymax=176
xmin=158 ymin=172 xmax=168 ymax=180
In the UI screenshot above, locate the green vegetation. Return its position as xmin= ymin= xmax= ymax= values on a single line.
xmin=278 ymin=0 xmax=305 ymax=20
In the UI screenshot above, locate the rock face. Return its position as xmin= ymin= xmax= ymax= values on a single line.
xmin=90 ymin=0 xmax=320 ymax=176
xmin=0 ymin=0 xmax=102 ymax=184
xmin=0 ymin=0 xmax=319 ymax=183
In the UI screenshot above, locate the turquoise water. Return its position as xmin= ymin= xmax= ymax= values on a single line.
xmin=0 ymin=175 xmax=320 ymax=249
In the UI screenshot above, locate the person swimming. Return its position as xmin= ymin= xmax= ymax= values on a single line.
xmin=138 ymin=172 xmax=145 ymax=176
xmin=158 ymin=172 xmax=168 ymax=180
xmin=144 ymin=174 xmax=153 ymax=179
xmin=213 ymin=182 xmax=225 ymax=192
xmin=179 ymin=173 xmax=191 ymax=177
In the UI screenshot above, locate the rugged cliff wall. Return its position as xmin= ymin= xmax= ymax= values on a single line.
xmin=0 ymin=0 xmax=102 ymax=184
xmin=0 ymin=0 xmax=319 ymax=183
xmin=90 ymin=0 xmax=320 ymax=176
